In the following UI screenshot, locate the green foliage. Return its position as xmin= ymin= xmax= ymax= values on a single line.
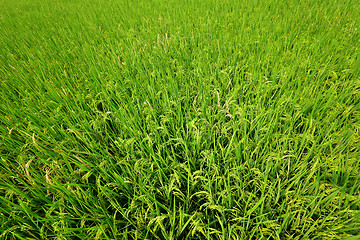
xmin=0 ymin=0 xmax=360 ymax=239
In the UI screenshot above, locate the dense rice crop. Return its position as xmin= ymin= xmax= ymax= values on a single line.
xmin=1 ymin=0 xmax=360 ymax=239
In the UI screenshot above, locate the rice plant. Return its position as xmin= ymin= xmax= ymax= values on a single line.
xmin=0 ymin=0 xmax=359 ymax=239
